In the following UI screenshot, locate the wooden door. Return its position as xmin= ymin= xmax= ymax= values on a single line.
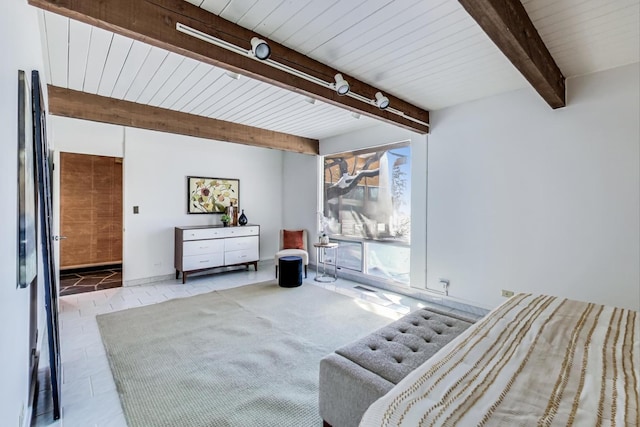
xmin=60 ymin=153 xmax=122 ymax=269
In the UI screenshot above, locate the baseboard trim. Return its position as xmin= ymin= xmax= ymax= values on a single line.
xmin=123 ymin=274 xmax=174 ymax=287
xmin=310 ymin=263 xmax=489 ymax=317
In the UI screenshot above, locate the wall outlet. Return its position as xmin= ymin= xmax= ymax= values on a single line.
xmin=439 ymin=279 xmax=450 ymax=296
xmin=501 ymin=289 xmax=514 ymax=298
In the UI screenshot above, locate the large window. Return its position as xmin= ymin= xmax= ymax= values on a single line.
xmin=322 ymin=142 xmax=411 ymax=285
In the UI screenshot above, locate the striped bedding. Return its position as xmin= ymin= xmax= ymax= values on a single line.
xmin=359 ymin=294 xmax=639 ymax=427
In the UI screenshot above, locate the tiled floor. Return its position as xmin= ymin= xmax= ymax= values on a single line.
xmin=59 ymin=267 xmax=122 ymax=296
xmin=32 ymin=261 xmax=484 ymax=427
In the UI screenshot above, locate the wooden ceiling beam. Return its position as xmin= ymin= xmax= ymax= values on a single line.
xmin=48 ymin=85 xmax=319 ymax=155
xmin=459 ymin=0 xmax=565 ymax=108
xmin=29 ymin=0 xmax=430 ymax=133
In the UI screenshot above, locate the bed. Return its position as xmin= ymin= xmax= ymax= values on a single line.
xmin=359 ymin=293 xmax=639 ymax=426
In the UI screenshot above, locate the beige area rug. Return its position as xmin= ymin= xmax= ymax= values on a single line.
xmin=97 ymin=281 xmax=397 ymax=427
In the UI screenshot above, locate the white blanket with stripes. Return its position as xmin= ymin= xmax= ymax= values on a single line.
xmin=360 ymin=294 xmax=639 ymax=427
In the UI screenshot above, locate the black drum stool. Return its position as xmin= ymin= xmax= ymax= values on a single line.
xmin=278 ymin=256 xmax=303 ymax=288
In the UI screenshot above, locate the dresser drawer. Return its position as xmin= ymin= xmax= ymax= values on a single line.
xmin=225 ymin=248 xmax=259 ymax=265
xmin=183 ymin=253 xmax=224 ymax=271
xmin=183 ymin=239 xmax=224 ymax=256
xmin=224 ymin=236 xmax=258 ymax=252
xmin=182 ymin=228 xmax=225 ymax=241
xmin=215 ymin=226 xmax=259 ymax=239
xmin=231 ymin=226 xmax=259 ymax=237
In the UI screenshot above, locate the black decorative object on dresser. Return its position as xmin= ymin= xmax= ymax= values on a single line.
xmin=238 ymin=209 xmax=248 ymax=226
xmin=174 ymin=224 xmax=259 ymax=283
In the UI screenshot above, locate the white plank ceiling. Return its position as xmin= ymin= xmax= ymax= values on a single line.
xmin=38 ymin=0 xmax=639 ymax=140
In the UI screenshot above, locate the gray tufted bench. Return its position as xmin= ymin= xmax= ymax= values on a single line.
xmin=319 ymin=307 xmax=475 ymax=427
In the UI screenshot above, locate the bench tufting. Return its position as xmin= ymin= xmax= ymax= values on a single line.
xmin=319 ymin=307 xmax=474 ymax=427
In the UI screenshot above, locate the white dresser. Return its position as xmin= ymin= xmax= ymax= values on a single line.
xmin=174 ymin=225 xmax=259 ymax=283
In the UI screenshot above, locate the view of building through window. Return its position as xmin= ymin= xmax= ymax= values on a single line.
xmin=322 ymin=142 xmax=411 ymax=284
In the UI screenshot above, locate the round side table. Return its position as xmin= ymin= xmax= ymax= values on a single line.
xmin=313 ymin=242 xmax=339 ymax=282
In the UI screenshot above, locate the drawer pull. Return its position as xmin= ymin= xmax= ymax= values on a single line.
xmin=199 ymin=260 xmax=210 ymax=263
xmin=200 ymin=246 xmax=209 ymax=249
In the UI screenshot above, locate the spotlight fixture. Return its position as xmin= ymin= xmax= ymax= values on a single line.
xmin=250 ymin=37 xmax=271 ymax=60
xmin=351 ymin=112 xmax=361 ymax=119
xmin=225 ymin=71 xmax=241 ymax=80
xmin=304 ymin=97 xmax=317 ymax=105
xmin=375 ymin=92 xmax=390 ymax=109
xmin=333 ymin=73 xmax=350 ymax=95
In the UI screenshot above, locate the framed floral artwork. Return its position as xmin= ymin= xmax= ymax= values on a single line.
xmin=187 ymin=176 xmax=239 ymax=214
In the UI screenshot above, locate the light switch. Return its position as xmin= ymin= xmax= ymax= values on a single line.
xmin=133 ymin=206 xmax=139 ymax=214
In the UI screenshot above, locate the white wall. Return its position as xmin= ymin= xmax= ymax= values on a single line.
xmin=0 ymin=1 xmax=45 ymax=425
xmin=281 ymin=151 xmax=320 ymax=263
xmin=51 ymin=120 xmax=285 ymax=284
xmin=123 ymin=128 xmax=284 ymax=283
xmin=50 ymin=116 xmax=124 ymax=157
xmin=319 ymin=124 xmax=429 ymax=287
xmin=427 ymin=63 xmax=640 ymax=310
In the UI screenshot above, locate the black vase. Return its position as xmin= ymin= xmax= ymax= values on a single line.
xmin=238 ymin=209 xmax=248 ymax=226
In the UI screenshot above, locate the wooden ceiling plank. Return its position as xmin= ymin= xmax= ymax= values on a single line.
xmin=47 ymin=85 xmax=319 ymax=155
xmin=216 ymin=82 xmax=274 ymax=120
xmin=267 ymin=0 xmax=341 ymax=43
xmin=37 ymin=11 xmax=54 ymax=84
xmin=310 ymin=0 xmax=424 ymax=62
xmin=67 ymin=19 xmax=92 ymax=91
xmin=28 ymin=0 xmax=429 ymax=133
xmin=122 ymin=48 xmax=169 ymax=101
xmin=136 ymin=53 xmax=185 ymax=104
xmin=209 ymin=79 xmax=268 ymax=119
xmin=159 ymin=62 xmax=211 ymax=109
xmin=254 ymin=0 xmax=314 ymax=38
xmin=236 ymin=0 xmax=286 ymax=31
xmin=201 ymin=78 xmax=262 ymax=117
xmin=111 ymin=42 xmax=153 ymax=99
xmin=293 ymin=0 xmax=389 ymax=53
xmin=458 ymin=0 xmax=566 ymax=108
xmin=243 ymin=93 xmax=302 ymax=127
xmin=149 ymin=57 xmax=200 ymax=106
xmin=190 ymin=76 xmax=237 ymax=115
xmin=97 ymin=34 xmax=135 ymax=96
xmin=177 ymin=69 xmax=227 ymax=112
xmin=83 ymin=27 xmax=114 ymax=93
xmin=43 ymin=12 xmax=69 ymax=87
xmin=331 ymin=0 xmax=456 ymax=70
xmin=230 ymin=87 xmax=292 ymax=123
xmin=200 ymin=0 xmax=233 ymax=17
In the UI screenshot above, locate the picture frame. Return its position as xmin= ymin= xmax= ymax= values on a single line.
xmin=187 ymin=176 xmax=239 ymax=214
xmin=17 ymin=70 xmax=37 ymax=289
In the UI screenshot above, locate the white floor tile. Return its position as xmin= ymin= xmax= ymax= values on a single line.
xmin=61 ymin=392 xmax=122 ymax=427
xmin=61 ymin=377 xmax=91 ymax=406
xmin=90 ymin=371 xmax=117 ymax=396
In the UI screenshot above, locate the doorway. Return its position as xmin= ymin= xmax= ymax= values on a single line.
xmin=58 ymin=153 xmax=123 ymax=296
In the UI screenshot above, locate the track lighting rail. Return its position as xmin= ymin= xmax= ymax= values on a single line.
xmin=176 ymin=22 xmax=429 ymax=129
